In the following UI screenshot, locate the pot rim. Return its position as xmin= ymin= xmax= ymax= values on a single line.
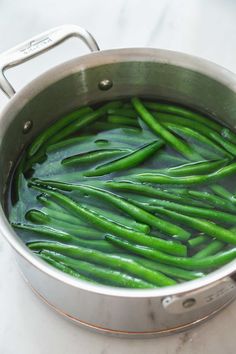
xmin=1 ymin=47 xmax=236 ymax=298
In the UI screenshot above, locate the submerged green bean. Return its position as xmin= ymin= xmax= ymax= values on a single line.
xmin=105 ymin=181 xmax=206 ymax=208
xmin=154 ymin=113 xmax=236 ymax=156
xmin=89 ymin=122 xmax=137 ymax=132
xmin=42 ymin=250 xmax=155 ymax=288
xmin=133 ymin=161 xmax=236 ymax=185
xmin=46 ymin=135 xmax=94 ymax=153
xmin=37 ymin=194 xmax=66 ymax=212
xmin=211 ymin=185 xmax=236 ymax=205
xmin=131 ymin=98 xmax=198 ymax=160
xmin=29 ymin=182 xmax=188 ymax=256
xmin=124 ymin=254 xmax=204 ymax=280
xmin=107 ymin=115 xmax=139 ymax=127
xmin=145 ymin=199 xmax=236 ymax=224
xmin=28 ymin=106 xmax=93 ymax=157
xmin=40 ymin=207 xmax=87 ymax=227
xmin=193 ymin=241 xmax=225 ymax=259
xmin=39 ymin=253 xmax=92 ymax=282
xmin=12 ymin=223 xmax=72 ymax=241
xmin=26 ymin=209 xmax=104 ymax=240
xmin=81 ymin=204 xmax=150 ymax=234
xmin=152 ymin=208 xmax=236 ymax=244
xmin=186 ymin=190 xmax=236 ymax=212
xmin=31 ymin=180 xmax=190 ymax=241
xmin=29 ymin=242 xmax=176 ymax=286
xmin=188 ymin=235 xmax=209 ymax=248
xmin=144 ymin=101 xmax=221 ymax=130
xmin=107 ymin=108 xmax=137 ymax=118
xmin=166 ymin=159 xmax=228 ymax=176
xmin=46 ymin=101 xmax=122 ymax=146
xmin=85 ymin=140 xmax=164 ymax=177
xmin=62 ymin=148 xmax=131 ymax=166
xmin=14 ymin=222 xmax=118 ymax=252
xmin=106 ymin=235 xmax=236 ymax=270
xmin=163 ymin=123 xmax=231 ymax=159
xmin=145 ymin=100 xmax=236 ymax=144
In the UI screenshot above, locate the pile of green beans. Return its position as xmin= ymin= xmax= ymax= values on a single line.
xmin=9 ymin=98 xmax=236 ymax=289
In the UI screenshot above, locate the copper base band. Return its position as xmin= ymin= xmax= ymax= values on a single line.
xmin=23 ymin=276 xmax=234 ymax=338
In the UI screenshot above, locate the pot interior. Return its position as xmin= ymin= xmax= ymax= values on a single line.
xmin=1 ymin=49 xmax=236 ymax=236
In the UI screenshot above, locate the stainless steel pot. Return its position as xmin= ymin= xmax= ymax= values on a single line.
xmin=1 ymin=24 xmax=236 ymax=337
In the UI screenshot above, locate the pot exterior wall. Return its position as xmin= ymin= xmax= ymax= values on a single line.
xmin=16 ymin=252 xmax=236 ymax=335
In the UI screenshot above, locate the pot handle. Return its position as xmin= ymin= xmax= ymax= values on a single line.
xmin=0 ymin=24 xmax=99 ymax=98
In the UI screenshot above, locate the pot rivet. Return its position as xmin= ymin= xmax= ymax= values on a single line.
xmin=98 ymin=79 xmax=113 ymax=91
xmin=23 ymin=120 xmax=33 ymax=134
xmin=183 ymin=298 xmax=196 ymax=309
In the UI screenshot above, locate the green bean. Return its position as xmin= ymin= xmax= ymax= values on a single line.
xmin=98 ymin=128 xmax=155 ymax=146
xmin=81 ymin=204 xmax=150 ymax=234
xmin=85 ymin=140 xmax=164 ymax=177
xmin=40 ymin=207 xmax=86 ymax=227
xmin=46 ymin=132 xmax=141 ymax=154
xmin=24 ymin=150 xmax=47 ymax=171
xmin=163 ymin=123 xmax=231 ymax=158
xmin=188 ymin=235 xmax=209 ymax=248
xmin=91 ymin=122 xmax=137 ymax=132
xmin=12 ymin=155 xmax=26 ymax=202
xmin=46 ymin=135 xmax=94 ymax=152
xmin=193 ymin=241 xmax=225 ymax=259
xmin=107 ymin=115 xmax=139 ymax=127
xmin=152 ymin=152 xmax=188 ymax=166
xmin=26 ymin=210 xmax=104 ymax=240
xmin=191 ymin=145 xmax=222 ymax=160
xmin=132 ymin=97 xmax=199 ymax=160
xmin=37 ymin=171 xmax=86 ymax=183
xmin=145 ymin=199 xmax=236 ymax=224
xmin=107 ymin=108 xmax=137 ymax=118
xmin=37 ymin=194 xmax=66 ymax=212
xmin=12 ymin=223 xmax=72 ymax=242
xmin=46 ymin=101 xmax=122 ymax=146
xmin=42 ymin=251 xmax=155 ymax=288
xmin=105 ymin=181 xmax=206 ymax=208
xmin=186 ymin=190 xmax=236 ymax=212
xmin=154 ymin=113 xmax=236 ymax=156
xmin=133 ymin=161 xmax=236 ymax=184
xmin=151 ymin=208 xmax=236 ymax=244
xmin=123 ymin=254 xmax=204 ymax=280
xmin=61 ymin=148 xmax=131 ymax=166
xmin=129 ymin=191 xmax=207 ymax=210
xmin=166 ymin=159 xmax=228 ymax=176
xmin=221 ymin=127 xmax=236 ymax=145
xmin=15 ymin=221 xmax=118 ymax=252
xmin=32 ymin=180 xmax=190 ymax=242
xmin=29 ymin=242 xmax=176 ymax=287
xmin=134 ymin=173 xmax=207 ymax=185
xmin=29 ymin=183 xmax=188 ymax=256
xmin=209 ymin=131 xmax=236 ymax=156
xmin=144 ymin=101 xmax=236 ymax=143
xmin=211 ymin=185 xmax=236 ymax=205
xmin=39 ymin=253 xmax=92 ymax=282
xmin=106 ymin=235 xmax=236 ymax=270
xmin=26 ymin=209 xmax=50 ymax=223
xmin=27 ymin=107 xmax=93 ymax=157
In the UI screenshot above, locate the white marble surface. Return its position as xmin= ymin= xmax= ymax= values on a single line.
xmin=1 ymin=0 xmax=236 ymax=353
